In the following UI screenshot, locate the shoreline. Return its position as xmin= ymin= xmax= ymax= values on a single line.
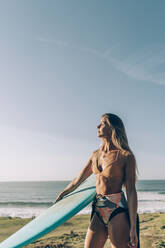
xmin=0 ymin=213 xmax=165 ymax=247
xmin=0 ymin=209 xmax=165 ymax=219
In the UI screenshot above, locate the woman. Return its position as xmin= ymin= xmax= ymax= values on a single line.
xmin=55 ymin=113 xmax=139 ymax=248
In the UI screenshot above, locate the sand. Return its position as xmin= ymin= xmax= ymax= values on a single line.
xmin=0 ymin=213 xmax=165 ymax=247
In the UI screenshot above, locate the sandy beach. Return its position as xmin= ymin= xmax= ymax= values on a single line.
xmin=0 ymin=213 xmax=165 ymax=248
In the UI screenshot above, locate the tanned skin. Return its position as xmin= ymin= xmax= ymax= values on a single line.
xmin=55 ymin=116 xmax=138 ymax=248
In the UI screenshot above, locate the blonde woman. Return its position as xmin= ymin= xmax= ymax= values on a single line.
xmin=55 ymin=113 xmax=139 ymax=248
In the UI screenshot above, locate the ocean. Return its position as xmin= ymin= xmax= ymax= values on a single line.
xmin=0 ymin=180 xmax=165 ymax=218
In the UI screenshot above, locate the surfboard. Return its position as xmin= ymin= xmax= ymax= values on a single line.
xmin=0 ymin=175 xmax=96 ymax=248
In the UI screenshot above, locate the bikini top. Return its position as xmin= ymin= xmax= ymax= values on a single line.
xmin=92 ymin=149 xmax=129 ymax=175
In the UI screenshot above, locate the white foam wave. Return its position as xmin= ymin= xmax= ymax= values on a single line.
xmin=0 ymin=192 xmax=165 ymax=218
xmin=137 ymin=191 xmax=165 ymax=201
xmin=0 ymin=207 xmax=47 ymax=218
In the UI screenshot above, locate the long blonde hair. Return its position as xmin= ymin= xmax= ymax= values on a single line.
xmin=102 ymin=113 xmax=131 ymax=153
xmin=101 ymin=113 xmax=138 ymax=181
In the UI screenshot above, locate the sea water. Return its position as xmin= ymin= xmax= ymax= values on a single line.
xmin=0 ymin=180 xmax=165 ymax=218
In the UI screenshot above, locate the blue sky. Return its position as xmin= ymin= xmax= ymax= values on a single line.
xmin=0 ymin=0 xmax=165 ymax=181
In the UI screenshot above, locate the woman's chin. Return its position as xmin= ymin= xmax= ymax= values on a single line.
xmin=97 ymin=133 xmax=103 ymax=138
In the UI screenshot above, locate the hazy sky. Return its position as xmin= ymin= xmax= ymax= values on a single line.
xmin=0 ymin=0 xmax=165 ymax=181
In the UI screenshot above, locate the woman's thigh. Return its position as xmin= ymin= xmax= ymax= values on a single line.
xmin=84 ymin=213 xmax=108 ymax=248
xmin=108 ymin=212 xmax=130 ymax=248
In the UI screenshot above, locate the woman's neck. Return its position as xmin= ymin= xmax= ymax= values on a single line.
xmin=101 ymin=138 xmax=116 ymax=152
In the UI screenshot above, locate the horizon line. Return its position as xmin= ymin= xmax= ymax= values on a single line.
xmin=0 ymin=178 xmax=165 ymax=182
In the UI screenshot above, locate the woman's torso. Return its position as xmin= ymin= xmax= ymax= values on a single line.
xmin=92 ymin=149 xmax=130 ymax=195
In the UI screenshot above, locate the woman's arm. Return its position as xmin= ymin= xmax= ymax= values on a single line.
xmin=54 ymin=153 xmax=93 ymax=203
xmin=125 ymin=154 xmax=138 ymax=247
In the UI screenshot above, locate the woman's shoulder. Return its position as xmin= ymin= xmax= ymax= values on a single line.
xmin=92 ymin=149 xmax=100 ymax=154
xmin=91 ymin=149 xmax=100 ymax=159
xmin=119 ymin=150 xmax=135 ymax=161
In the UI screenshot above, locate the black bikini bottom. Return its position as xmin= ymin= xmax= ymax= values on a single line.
xmin=91 ymin=194 xmax=140 ymax=248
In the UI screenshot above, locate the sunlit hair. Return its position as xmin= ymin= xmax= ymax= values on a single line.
xmin=101 ymin=113 xmax=138 ymax=182
xmin=101 ymin=113 xmax=131 ymax=153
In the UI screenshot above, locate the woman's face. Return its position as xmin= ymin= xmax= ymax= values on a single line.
xmin=97 ymin=117 xmax=112 ymax=138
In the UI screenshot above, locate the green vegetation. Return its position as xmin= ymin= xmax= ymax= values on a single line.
xmin=0 ymin=213 xmax=165 ymax=247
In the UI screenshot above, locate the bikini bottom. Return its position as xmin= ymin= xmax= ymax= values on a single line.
xmin=91 ymin=192 xmax=140 ymax=248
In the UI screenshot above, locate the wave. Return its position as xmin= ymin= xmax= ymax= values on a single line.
xmin=139 ymin=199 xmax=165 ymax=202
xmin=137 ymin=189 xmax=165 ymax=193
xmin=0 ymin=201 xmax=53 ymax=207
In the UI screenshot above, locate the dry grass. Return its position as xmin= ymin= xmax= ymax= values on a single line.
xmin=0 ymin=213 xmax=165 ymax=247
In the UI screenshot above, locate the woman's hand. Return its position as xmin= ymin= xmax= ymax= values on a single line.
xmin=54 ymin=154 xmax=93 ymax=205
xmin=128 ymin=228 xmax=138 ymax=248
xmin=54 ymin=192 xmax=64 ymax=204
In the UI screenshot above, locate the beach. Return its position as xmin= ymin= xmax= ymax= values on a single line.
xmin=0 ymin=180 xmax=165 ymax=247
xmin=0 ymin=213 xmax=165 ymax=248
